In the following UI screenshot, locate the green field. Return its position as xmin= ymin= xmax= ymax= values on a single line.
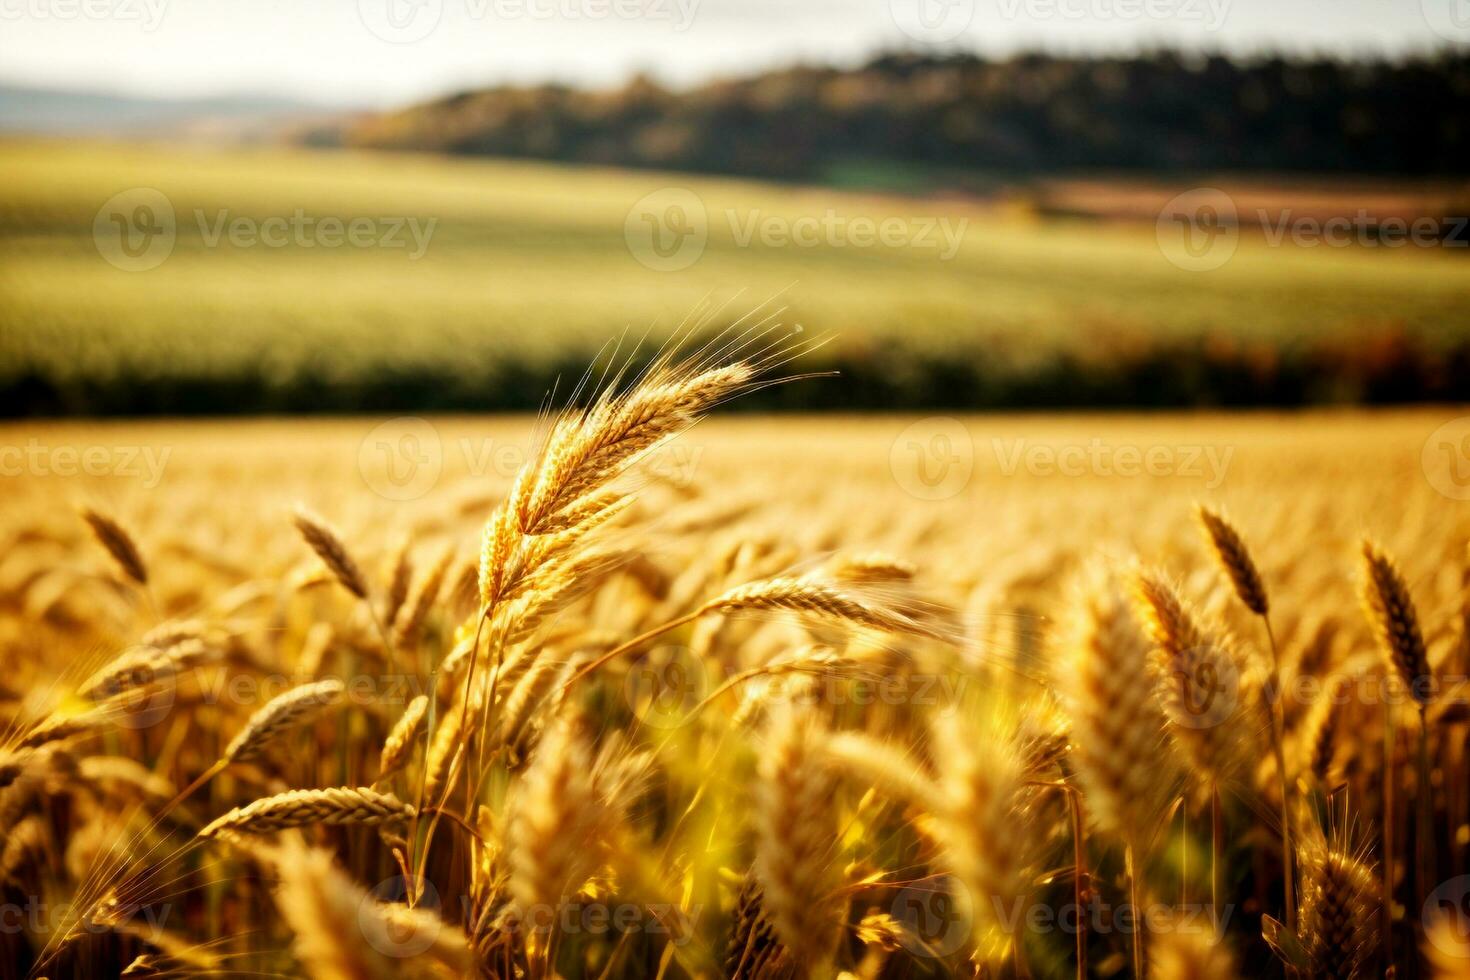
xmin=1 ymin=138 xmax=1467 ymax=413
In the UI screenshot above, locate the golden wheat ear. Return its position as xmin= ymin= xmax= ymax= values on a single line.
xmin=80 ymin=506 xmax=148 ymax=585
xmin=1359 ymin=539 xmax=1431 ymax=706
xmin=291 ymin=505 xmax=369 ymax=599
xmin=375 ymin=694 xmax=428 ymax=784
xmin=221 ymin=679 xmax=344 ymax=765
xmin=1196 ymin=504 xmax=1269 ymax=616
xmin=1055 ymin=565 xmax=1177 ymax=843
xmin=197 ymin=786 xmax=413 ymax=838
xmin=1295 ymin=828 xmax=1379 ymax=977
xmin=752 ymin=707 xmax=844 ymax=973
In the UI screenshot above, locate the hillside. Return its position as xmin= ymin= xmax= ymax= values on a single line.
xmin=1 ymin=139 xmax=1467 ymax=415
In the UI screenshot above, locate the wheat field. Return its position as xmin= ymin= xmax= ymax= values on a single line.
xmin=5 ymin=139 xmax=1469 ymax=414
xmin=2 ymin=342 xmax=1470 ymax=978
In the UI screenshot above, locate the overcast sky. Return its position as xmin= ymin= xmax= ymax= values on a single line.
xmin=0 ymin=0 xmax=1462 ymax=108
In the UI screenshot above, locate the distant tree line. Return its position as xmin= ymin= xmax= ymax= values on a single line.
xmin=324 ymin=50 xmax=1470 ymax=178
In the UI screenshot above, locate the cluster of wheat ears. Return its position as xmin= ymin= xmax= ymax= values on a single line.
xmin=2 ymin=331 xmax=1469 ymax=979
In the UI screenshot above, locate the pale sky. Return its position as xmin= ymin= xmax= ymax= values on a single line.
xmin=0 ymin=0 xmax=1461 ymax=108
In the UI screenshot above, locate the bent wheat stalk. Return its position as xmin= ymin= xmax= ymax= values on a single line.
xmin=1196 ymin=506 xmax=1296 ymax=932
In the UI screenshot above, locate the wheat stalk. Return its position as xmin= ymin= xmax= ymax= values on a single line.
xmin=1297 ymin=835 xmax=1378 ymax=977
xmin=1054 ymin=568 xmax=1174 ymax=842
xmin=931 ymin=711 xmax=1032 ymax=963
xmin=704 ymin=577 xmax=939 ymax=639
xmin=1360 ymin=539 xmax=1431 ymax=704
xmin=506 ymin=717 xmax=602 ymax=919
xmin=222 ymin=679 xmax=344 ymax=765
xmin=724 ymin=875 xmax=793 ymax=979
xmin=394 ymin=546 xmax=453 ymax=648
xmin=377 ymin=694 xmax=428 ymax=783
xmin=292 ymin=506 xmax=369 ymax=599
xmin=80 ymin=506 xmax=148 ymax=585
xmin=1196 ymin=505 xmax=1269 ymax=615
xmin=77 ymin=638 xmax=218 ymax=701
xmin=382 ymin=537 xmax=413 ymax=627
xmin=753 ymin=706 xmax=843 ymax=972
xmin=1130 ymin=569 xmax=1256 ymax=784
xmin=828 ymin=552 xmax=918 ymax=584
xmin=270 ymin=842 xmax=406 ymax=980
xmin=18 ymin=703 xmax=118 ymax=748
xmin=0 ymin=814 xmax=47 ymax=885
xmin=198 ymin=786 xmax=413 ymax=838
xmin=1194 ymin=506 xmax=1298 ymax=931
